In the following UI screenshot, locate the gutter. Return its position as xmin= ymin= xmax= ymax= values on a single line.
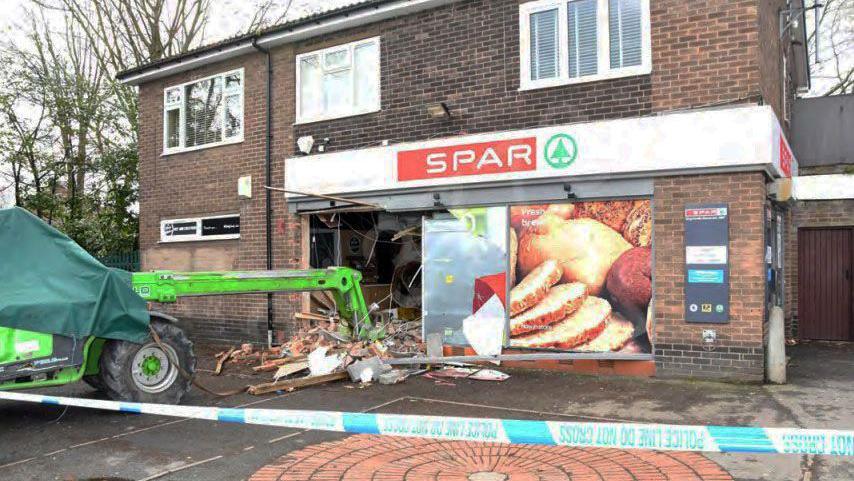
xmin=117 ymin=0 xmax=458 ymax=85
xmin=251 ymin=38 xmax=276 ymax=348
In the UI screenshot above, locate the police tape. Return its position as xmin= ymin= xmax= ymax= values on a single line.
xmin=1 ymin=390 xmax=852 ymax=456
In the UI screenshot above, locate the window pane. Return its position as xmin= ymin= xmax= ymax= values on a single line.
xmin=184 ymin=77 xmax=223 ymax=147
xmin=610 ymin=0 xmax=643 ymax=68
xmin=568 ymin=0 xmax=598 ymax=78
xmin=324 ymin=70 xmax=351 ymax=113
xmin=225 ymin=94 xmax=242 ymax=138
xmin=354 ymin=42 xmax=379 ymax=110
xmin=165 ymin=108 xmax=180 ymax=148
xmin=324 ymin=48 xmax=349 ymax=70
xmin=299 ymin=55 xmax=323 ymax=118
xmin=225 ymin=72 xmax=242 ymax=92
xmin=166 ymin=88 xmax=181 ymax=105
xmin=529 ymin=9 xmax=559 ymax=81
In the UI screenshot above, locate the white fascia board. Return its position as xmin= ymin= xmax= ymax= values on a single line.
xmin=284 ymin=104 xmax=781 ymax=199
xmin=120 ymin=42 xmax=257 ymax=86
xmin=793 ymin=174 xmax=854 ymax=200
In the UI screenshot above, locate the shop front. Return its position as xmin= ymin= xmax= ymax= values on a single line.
xmin=285 ymin=105 xmax=796 ymax=380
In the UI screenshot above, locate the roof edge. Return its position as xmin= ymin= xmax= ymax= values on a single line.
xmin=117 ymin=0 xmax=458 ymax=85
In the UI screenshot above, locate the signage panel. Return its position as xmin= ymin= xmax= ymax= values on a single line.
xmin=684 ymin=204 xmax=729 ymax=323
xmin=285 ymin=106 xmax=793 ymax=200
xmin=397 ymin=138 xmax=536 ymax=181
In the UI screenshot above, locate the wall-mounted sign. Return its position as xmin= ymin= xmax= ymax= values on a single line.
xmin=684 ymin=204 xmax=729 ymax=323
xmin=285 ymin=106 xmax=796 ymax=200
xmin=397 ymin=138 xmax=536 ymax=181
xmin=161 ymin=214 xmax=240 ymax=242
xmin=201 ymin=216 xmax=240 ymax=237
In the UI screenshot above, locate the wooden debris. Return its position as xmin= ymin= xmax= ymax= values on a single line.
xmin=248 ymin=371 xmax=348 ymax=395
xmin=214 ymin=347 xmax=236 ymax=375
xmin=252 ymin=355 xmax=308 ymax=372
xmin=273 ymin=360 xmax=309 ymax=381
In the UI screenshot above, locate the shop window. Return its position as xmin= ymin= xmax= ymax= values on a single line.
xmin=520 ymin=0 xmax=650 ymax=90
xmin=296 ymin=37 xmax=381 ymax=124
xmin=162 ymin=69 xmax=244 ymax=154
xmin=160 ymin=214 xmax=240 ymax=242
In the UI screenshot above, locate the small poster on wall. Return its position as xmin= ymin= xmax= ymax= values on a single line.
xmin=508 ymin=200 xmax=653 ymax=354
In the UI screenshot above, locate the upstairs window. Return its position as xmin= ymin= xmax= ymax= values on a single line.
xmin=163 ymin=69 xmax=244 ymax=154
xmin=520 ymin=0 xmax=650 ymax=90
xmin=296 ymin=37 xmax=381 ymax=124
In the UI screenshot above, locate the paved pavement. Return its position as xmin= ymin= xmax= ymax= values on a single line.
xmin=0 ymin=342 xmax=851 ymax=481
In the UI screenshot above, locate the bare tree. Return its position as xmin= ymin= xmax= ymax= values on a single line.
xmin=808 ymin=0 xmax=854 ymax=96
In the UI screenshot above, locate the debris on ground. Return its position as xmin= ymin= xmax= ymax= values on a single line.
xmin=308 ymin=346 xmax=345 ymax=376
xmin=378 ymin=369 xmax=409 ymax=385
xmin=423 ymin=366 xmax=509 ymax=382
xmin=212 ymin=308 xmax=506 ymax=395
xmin=247 ymin=371 xmax=349 ymax=395
xmin=468 ymin=369 xmax=510 ymax=381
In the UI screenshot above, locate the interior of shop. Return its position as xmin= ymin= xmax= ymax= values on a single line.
xmin=308 ymin=210 xmax=430 ymax=318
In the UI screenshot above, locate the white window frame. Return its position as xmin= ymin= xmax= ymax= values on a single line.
xmin=162 ymin=68 xmax=244 ymax=156
xmin=159 ymin=214 xmax=240 ymax=243
xmin=519 ymin=0 xmax=651 ymax=91
xmin=295 ymin=36 xmax=381 ymax=124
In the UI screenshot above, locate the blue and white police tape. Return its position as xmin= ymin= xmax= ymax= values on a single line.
xmin=1 ymin=390 xmax=852 ymax=456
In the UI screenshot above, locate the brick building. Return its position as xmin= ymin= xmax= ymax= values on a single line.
xmin=118 ymin=0 xmax=815 ymax=381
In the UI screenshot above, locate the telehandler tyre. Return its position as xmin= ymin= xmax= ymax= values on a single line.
xmin=100 ymin=318 xmax=195 ymax=404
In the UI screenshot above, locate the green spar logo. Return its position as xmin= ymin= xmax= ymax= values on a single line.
xmin=544 ymin=133 xmax=578 ymax=169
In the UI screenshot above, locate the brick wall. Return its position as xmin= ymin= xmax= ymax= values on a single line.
xmin=294 ymin=0 xmax=655 ymax=153
xmin=653 ymin=173 xmax=767 ymax=381
xmin=649 ymin=0 xmax=761 ymax=112
xmin=785 ymin=198 xmax=854 ymax=338
xmin=138 ymin=47 xmax=304 ymax=344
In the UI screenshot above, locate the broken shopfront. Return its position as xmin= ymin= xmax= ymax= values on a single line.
xmin=286 ymin=105 xmax=796 ymax=379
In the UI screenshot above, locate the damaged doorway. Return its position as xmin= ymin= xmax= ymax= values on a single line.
xmin=308 ymin=211 xmax=432 ymax=349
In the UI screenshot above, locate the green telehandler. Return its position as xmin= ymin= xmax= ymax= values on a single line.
xmin=0 ymin=208 xmax=374 ymax=404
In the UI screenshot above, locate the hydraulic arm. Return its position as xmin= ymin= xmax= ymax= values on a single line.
xmin=131 ymin=267 xmax=374 ymax=339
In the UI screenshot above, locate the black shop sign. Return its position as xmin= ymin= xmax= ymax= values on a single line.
xmin=684 ymin=204 xmax=729 ymax=323
xmin=201 ymin=216 xmax=240 ymax=237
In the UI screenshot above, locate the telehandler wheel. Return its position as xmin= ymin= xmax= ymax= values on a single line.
xmin=100 ymin=319 xmax=195 ymax=404
xmin=82 ymin=374 xmax=107 ymax=392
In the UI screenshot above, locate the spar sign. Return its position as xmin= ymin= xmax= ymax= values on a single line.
xmin=397 ymin=137 xmax=537 ymax=181
xmin=396 ymin=134 xmax=579 ymax=181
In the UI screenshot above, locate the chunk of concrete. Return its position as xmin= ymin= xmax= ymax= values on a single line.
xmin=378 ymin=369 xmax=408 ymax=385
xmin=347 ymin=357 xmax=391 ymax=382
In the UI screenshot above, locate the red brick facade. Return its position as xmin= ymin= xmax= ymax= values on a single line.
xmin=134 ymin=0 xmax=796 ymax=380
xmin=653 ymin=174 xmax=767 ymax=380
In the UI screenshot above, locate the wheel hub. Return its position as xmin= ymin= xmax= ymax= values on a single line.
xmin=141 ymin=354 xmax=162 ymax=376
xmin=131 ymin=343 xmax=179 ymax=394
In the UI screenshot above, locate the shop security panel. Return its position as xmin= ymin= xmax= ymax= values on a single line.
xmin=684 ymin=204 xmax=730 ymax=323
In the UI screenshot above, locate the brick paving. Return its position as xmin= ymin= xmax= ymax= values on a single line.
xmin=249 ymin=434 xmax=733 ymax=481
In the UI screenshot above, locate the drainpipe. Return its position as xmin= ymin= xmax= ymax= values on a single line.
xmin=252 ymin=38 xmax=275 ymax=348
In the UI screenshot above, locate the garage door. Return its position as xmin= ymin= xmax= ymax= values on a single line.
xmin=798 ymin=228 xmax=853 ymax=340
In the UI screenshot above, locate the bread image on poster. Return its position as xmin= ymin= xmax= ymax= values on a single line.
xmin=509 ymin=200 xmax=653 ymax=354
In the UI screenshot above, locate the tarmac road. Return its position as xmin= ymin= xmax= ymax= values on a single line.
xmin=0 ymin=342 xmax=851 ymax=481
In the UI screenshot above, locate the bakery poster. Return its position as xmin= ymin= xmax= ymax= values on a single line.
xmin=422 ymin=207 xmax=508 ymax=347
xmin=508 ymin=200 xmax=653 ymax=354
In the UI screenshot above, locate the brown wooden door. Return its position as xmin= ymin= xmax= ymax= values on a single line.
xmin=798 ymin=228 xmax=854 ymax=341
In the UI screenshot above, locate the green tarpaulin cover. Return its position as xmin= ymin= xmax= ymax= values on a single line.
xmin=0 ymin=207 xmax=149 ymax=343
